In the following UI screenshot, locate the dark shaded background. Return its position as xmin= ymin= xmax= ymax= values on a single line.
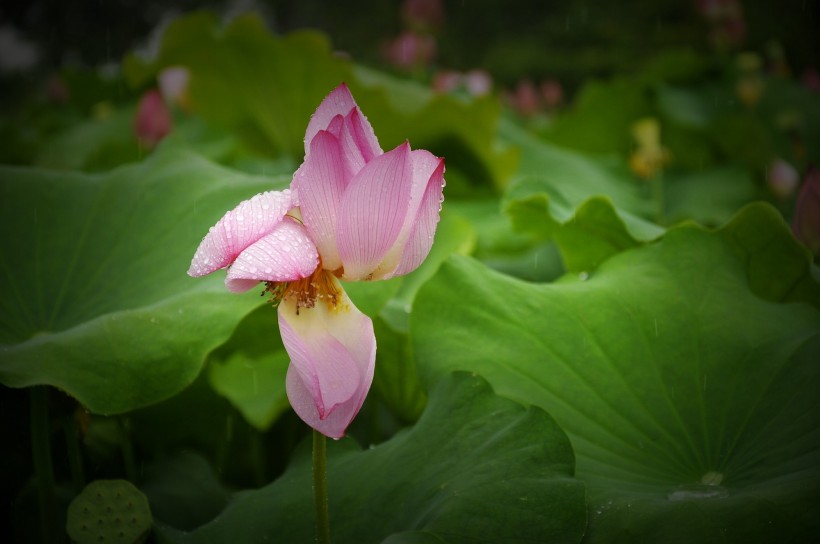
xmin=2 ymin=0 xmax=818 ymax=88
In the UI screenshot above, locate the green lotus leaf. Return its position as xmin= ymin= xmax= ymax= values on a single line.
xmin=411 ymin=203 xmax=820 ymax=542
xmin=158 ymin=372 xmax=587 ymax=544
xmin=0 ymin=149 xmax=280 ymax=413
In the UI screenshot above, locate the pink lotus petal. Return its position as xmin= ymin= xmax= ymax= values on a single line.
xmin=188 ymin=190 xmax=294 ymax=277
xmin=304 ymin=84 xmax=381 ymax=160
xmin=345 ymin=107 xmax=382 ymax=163
xmin=391 ymin=154 xmax=445 ymax=276
xmin=225 ymin=218 xmax=319 ymax=292
xmin=293 ymin=131 xmax=347 ymax=271
xmin=279 ymin=280 xmax=376 ymax=439
xmin=337 ymin=115 xmax=367 ymax=178
xmin=337 ymin=143 xmax=413 ymax=280
xmin=325 ymin=114 xmax=345 ymax=138
xmin=363 ymin=149 xmax=442 ymax=279
xmin=304 ymin=84 xmax=357 ymax=155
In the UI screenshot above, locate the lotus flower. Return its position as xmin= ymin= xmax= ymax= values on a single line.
xmin=188 ymin=84 xmax=445 ymax=438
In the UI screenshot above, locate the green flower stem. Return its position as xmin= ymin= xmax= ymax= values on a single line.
xmin=31 ymin=386 xmax=55 ymax=544
xmin=312 ymin=429 xmax=331 ymax=544
xmin=117 ymin=417 xmax=138 ymax=483
xmin=65 ymin=412 xmax=86 ymax=491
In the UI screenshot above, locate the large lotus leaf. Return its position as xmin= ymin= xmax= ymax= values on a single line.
xmin=664 ymin=166 xmax=758 ymax=226
xmin=157 ymin=372 xmax=587 ymax=544
xmin=501 ymin=118 xmax=653 ymax=219
xmin=34 ymin=106 xmax=142 ymax=172
xmin=411 ymin=204 xmax=820 ymax=542
xmin=501 ymin=115 xmax=660 ymax=275
xmin=447 ymin=199 xmax=565 ymax=282
xmin=206 ymin=305 xmax=291 ymax=432
xmin=540 ymin=77 xmax=651 ymax=154
xmin=0 ymin=150 xmax=280 ymax=413
xmin=124 ymin=12 xmax=514 ymax=189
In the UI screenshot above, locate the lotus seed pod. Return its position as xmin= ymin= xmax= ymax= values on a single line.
xmin=66 ymin=479 xmax=152 ymax=544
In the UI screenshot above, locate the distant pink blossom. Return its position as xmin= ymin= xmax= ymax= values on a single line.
xmin=792 ymin=167 xmax=820 ymax=256
xmin=158 ymin=66 xmax=190 ymax=110
xmin=694 ymin=0 xmax=746 ymax=48
xmin=189 ymin=84 xmax=445 ymax=438
xmin=432 ymin=69 xmax=492 ymax=97
xmin=768 ymin=159 xmax=799 ymax=200
xmin=504 ymin=77 xmax=565 ymax=117
xmin=540 ymin=79 xmax=564 ymax=109
xmin=134 ymin=89 xmax=171 ymax=147
xmin=802 ymin=67 xmax=820 ymax=93
xmin=383 ymin=31 xmax=436 ymax=72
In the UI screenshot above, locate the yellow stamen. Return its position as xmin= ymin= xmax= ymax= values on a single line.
xmin=263 ymin=267 xmax=346 ymax=315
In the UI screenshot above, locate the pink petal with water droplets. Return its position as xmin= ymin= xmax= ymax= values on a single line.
xmin=303 ymin=84 xmax=381 ymax=160
xmin=337 ymin=143 xmax=413 ymax=280
xmin=391 ymin=155 xmax=445 ymax=277
xmin=188 ymin=190 xmax=294 ymax=277
xmin=225 ymin=218 xmax=319 ymax=292
xmin=292 ymin=131 xmax=347 ymax=271
xmin=304 ymin=84 xmax=357 ymax=155
xmin=345 ymin=107 xmax=382 ymax=162
xmin=370 ymin=149 xmax=444 ymax=279
xmin=279 ymin=281 xmax=376 ymax=439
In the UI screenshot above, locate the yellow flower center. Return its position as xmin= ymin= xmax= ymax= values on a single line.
xmin=264 ymin=267 xmax=345 ymax=315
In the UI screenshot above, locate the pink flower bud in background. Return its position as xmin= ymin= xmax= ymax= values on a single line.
xmin=792 ymin=167 xmax=820 ymax=256
xmin=46 ymin=74 xmax=69 ymax=104
xmin=540 ymin=79 xmax=564 ymax=110
xmin=507 ymin=79 xmax=540 ymax=117
xmin=464 ymin=70 xmax=492 ymax=96
xmin=383 ymin=31 xmax=436 ymax=72
xmin=432 ymin=69 xmax=492 ymax=97
xmin=134 ymin=89 xmax=171 ymax=148
xmin=768 ymin=159 xmax=799 ymax=200
xmin=802 ymin=67 xmax=820 ymax=93
xmin=158 ymin=66 xmax=191 ymax=110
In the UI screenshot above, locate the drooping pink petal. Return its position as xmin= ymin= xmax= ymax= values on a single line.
xmin=303 ymin=83 xmax=381 ymax=160
xmin=292 ymin=131 xmax=347 ymax=271
xmin=188 ymin=190 xmax=294 ymax=277
xmin=391 ymin=155 xmax=446 ymax=276
xmin=225 ymin=218 xmax=319 ymax=292
xmin=337 ymin=143 xmax=413 ymax=280
xmin=279 ymin=279 xmax=376 ymax=439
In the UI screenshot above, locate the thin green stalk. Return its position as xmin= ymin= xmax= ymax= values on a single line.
xmin=117 ymin=416 xmax=137 ymax=483
xmin=65 ymin=411 xmax=86 ymax=491
xmin=30 ymin=387 xmax=55 ymax=544
xmin=312 ymin=430 xmax=331 ymax=544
